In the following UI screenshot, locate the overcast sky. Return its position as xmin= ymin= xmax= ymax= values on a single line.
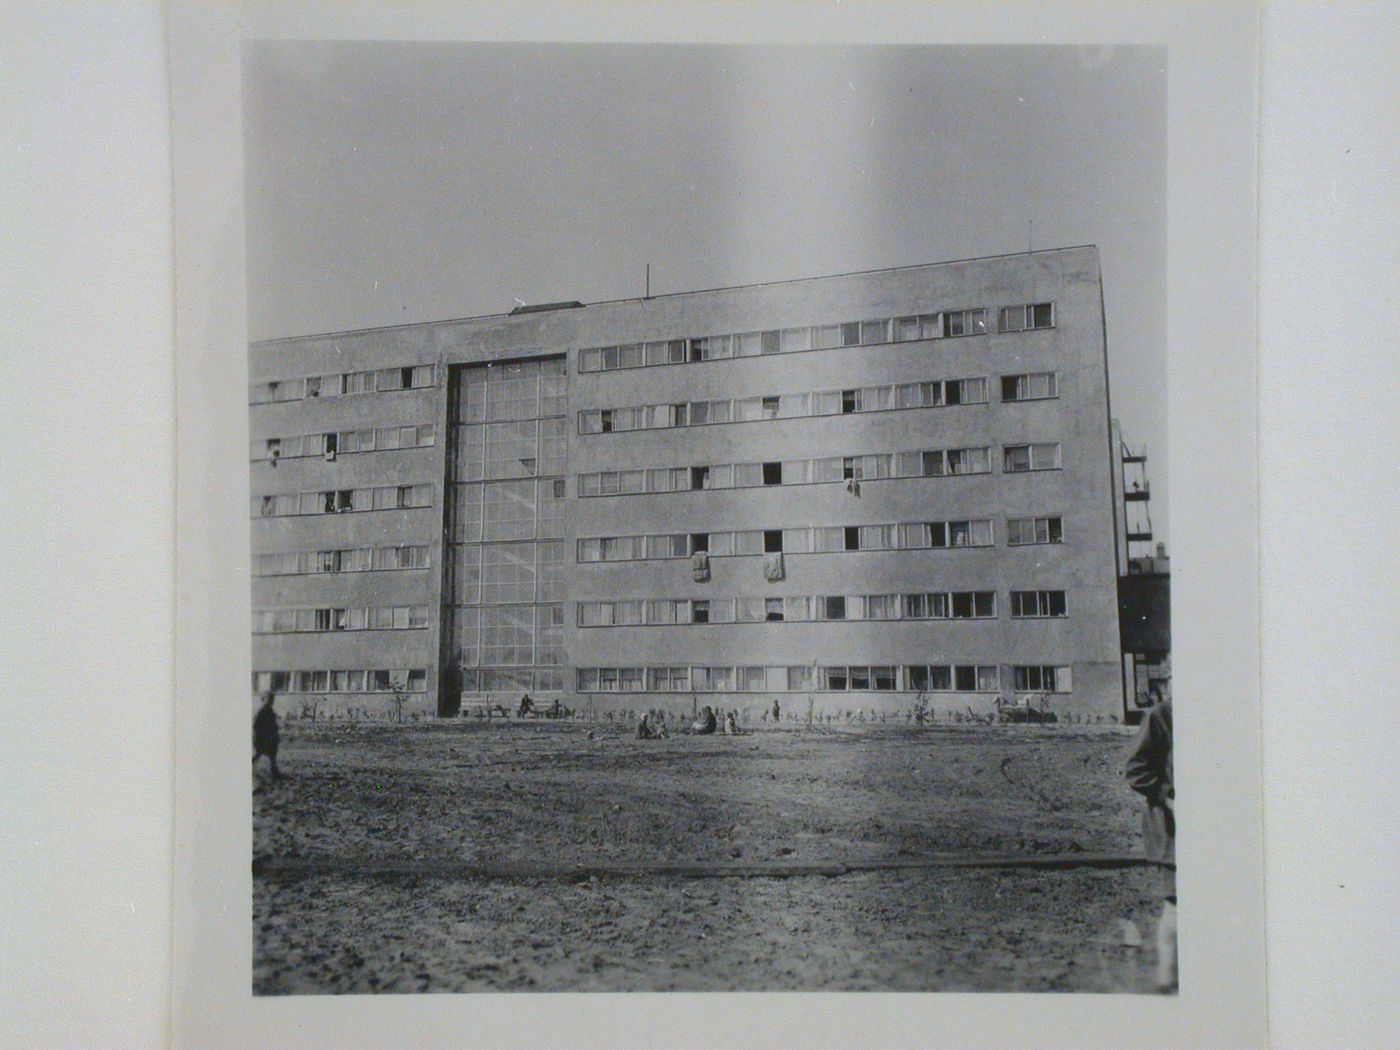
xmin=244 ymin=42 xmax=1166 ymax=539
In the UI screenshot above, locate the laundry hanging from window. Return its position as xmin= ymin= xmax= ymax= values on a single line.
xmin=691 ymin=549 xmax=710 ymax=582
xmin=763 ymin=551 xmax=785 ymax=581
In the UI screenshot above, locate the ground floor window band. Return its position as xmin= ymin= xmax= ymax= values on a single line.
xmin=573 ymin=664 xmax=1073 ymax=694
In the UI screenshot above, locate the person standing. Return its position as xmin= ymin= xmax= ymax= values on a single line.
xmin=771 ymin=698 xmax=781 ymax=725
xmin=1125 ymin=687 xmax=1175 ymax=991
xmin=253 ymin=690 xmax=282 ymax=779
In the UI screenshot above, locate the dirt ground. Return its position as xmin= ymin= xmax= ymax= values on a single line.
xmin=253 ymin=720 xmax=1169 ymax=994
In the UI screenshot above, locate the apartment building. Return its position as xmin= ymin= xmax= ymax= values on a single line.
xmin=250 ymin=245 xmax=1136 ymax=720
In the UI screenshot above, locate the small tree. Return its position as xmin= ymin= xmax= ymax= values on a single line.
xmin=912 ymin=692 xmax=930 ymax=725
xmin=298 ymin=695 xmax=325 ymax=722
xmin=388 ymin=678 xmax=411 ymax=724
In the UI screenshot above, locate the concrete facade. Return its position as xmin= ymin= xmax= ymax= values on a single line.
xmin=250 ymin=246 xmax=1131 ymax=721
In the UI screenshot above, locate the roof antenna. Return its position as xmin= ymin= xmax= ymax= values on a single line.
xmin=645 ymin=262 xmax=651 ymax=299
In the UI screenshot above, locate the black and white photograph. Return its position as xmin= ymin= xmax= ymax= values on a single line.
xmin=243 ymin=39 xmax=1177 ymax=996
xmin=21 ymin=1 xmax=1400 ymax=1048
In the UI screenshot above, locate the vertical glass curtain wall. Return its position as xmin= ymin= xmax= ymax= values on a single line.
xmin=445 ymin=358 xmax=567 ymax=694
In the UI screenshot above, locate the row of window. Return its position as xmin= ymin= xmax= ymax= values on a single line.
xmin=575 ymin=662 xmax=1072 ymax=694
xmin=577 ymin=442 xmax=1061 ymax=499
xmin=253 ymin=668 xmax=429 ymax=694
xmin=576 ymin=303 xmax=1055 ymax=373
xmin=254 ymin=545 xmax=431 ymax=577
xmin=577 ymin=514 xmax=1062 ymax=563
xmin=575 ymin=589 xmax=1066 ymax=626
xmin=250 ymin=364 xmax=437 ymax=406
xmin=577 ymin=372 xmax=1058 ymax=435
xmin=254 ymin=424 xmax=436 ymax=463
xmin=255 ymin=483 xmax=433 ymax=518
xmin=253 ymin=605 xmax=430 ymax=634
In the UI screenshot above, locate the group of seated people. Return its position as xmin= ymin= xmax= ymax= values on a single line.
xmin=637 ymin=705 xmax=740 ymax=739
xmin=516 ymin=694 xmax=570 ymax=719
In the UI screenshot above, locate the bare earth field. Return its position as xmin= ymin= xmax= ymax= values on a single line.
xmin=253 ymin=721 xmax=1167 ymax=994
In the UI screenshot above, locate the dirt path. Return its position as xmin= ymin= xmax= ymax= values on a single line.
xmin=253 ymin=722 xmax=1165 ymax=993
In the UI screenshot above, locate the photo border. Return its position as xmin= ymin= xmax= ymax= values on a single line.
xmin=172 ymin=3 xmax=1263 ymax=1046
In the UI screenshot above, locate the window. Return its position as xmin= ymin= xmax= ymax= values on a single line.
xmin=786 ymin=666 xmax=814 ymax=690
xmin=735 ymin=666 xmax=764 ymax=691
xmin=841 ymin=389 xmax=859 ymax=414
xmin=1013 ymin=665 xmax=1073 ymax=692
xmin=821 ymin=596 xmax=846 ymax=620
xmin=947 ymin=447 xmax=990 ymax=475
xmin=949 ymin=592 xmax=997 ymax=618
xmin=859 ymin=319 xmax=890 ymax=345
xmin=692 ymin=600 xmax=710 ymax=624
xmin=1007 ymin=515 xmax=1064 ymax=545
xmin=943 ymin=309 xmax=988 ymax=337
xmin=862 ymin=595 xmax=894 ymax=619
xmin=765 ymin=598 xmax=784 ymax=622
xmin=1010 ymin=590 xmax=1068 ymax=618
xmin=397 ymin=483 xmax=432 ymax=508
xmin=733 ymin=531 xmax=764 ymax=556
xmin=1003 ymin=443 xmax=1061 ymax=472
xmin=760 ymin=395 xmax=780 ymax=419
xmin=691 ymin=465 xmax=711 ymax=490
xmin=1001 ymin=372 xmax=1059 ymax=401
xmin=647 ymin=534 xmax=690 ymax=559
xmin=947 ymin=520 xmax=972 ymax=547
xmin=762 ymin=462 xmax=783 ymax=486
xmin=778 ymin=327 xmax=810 ymax=353
xmin=998 ymin=302 xmax=1055 ymax=332
xmin=763 ymin=530 xmax=783 ymax=553
xmin=945 ymin=378 xmax=988 ymax=405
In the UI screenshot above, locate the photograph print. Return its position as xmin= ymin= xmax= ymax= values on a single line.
xmin=245 ymin=41 xmax=1174 ymax=994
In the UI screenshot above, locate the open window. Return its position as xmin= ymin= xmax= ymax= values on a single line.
xmin=762 ymin=461 xmax=782 ymax=486
xmin=763 ymin=530 xmax=783 ymax=553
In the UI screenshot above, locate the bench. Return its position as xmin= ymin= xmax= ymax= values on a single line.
xmin=459 ymin=700 xmax=510 ymax=719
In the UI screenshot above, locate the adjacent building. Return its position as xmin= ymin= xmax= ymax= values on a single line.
xmin=250 ymin=245 xmax=1152 ymax=721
